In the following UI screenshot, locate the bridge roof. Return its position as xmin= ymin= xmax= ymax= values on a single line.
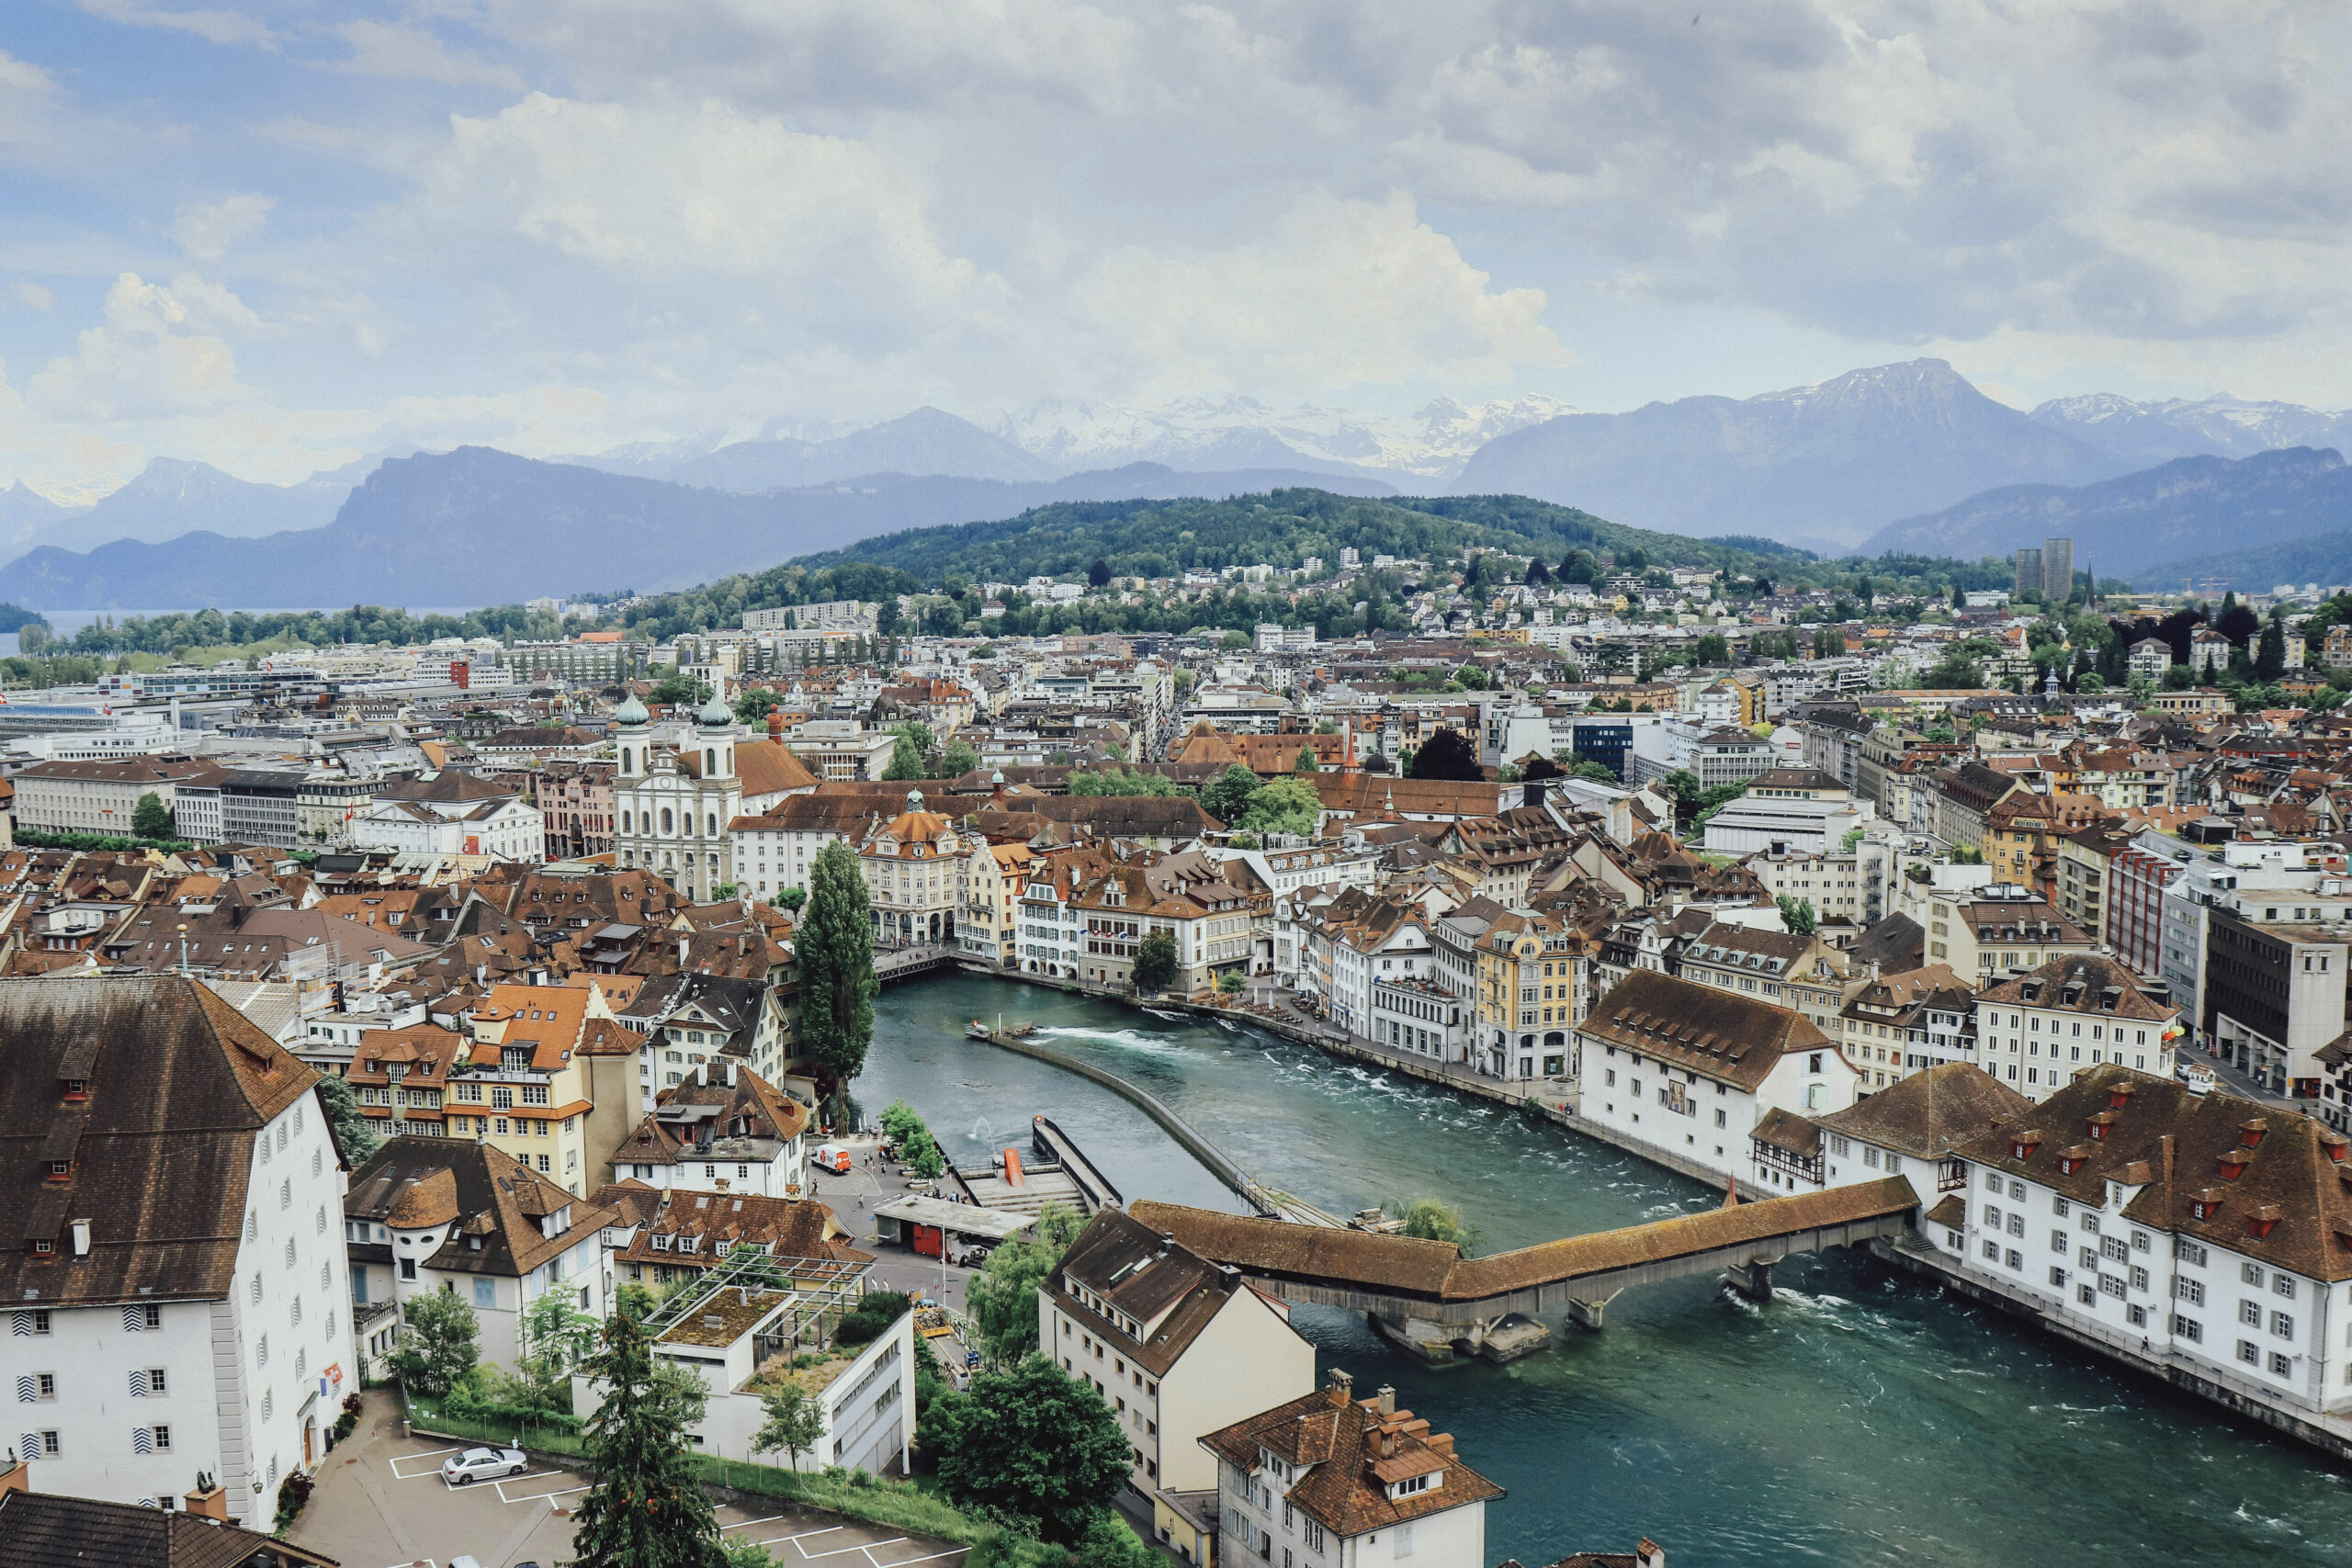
xmin=1131 ymin=1176 xmax=1921 ymax=1305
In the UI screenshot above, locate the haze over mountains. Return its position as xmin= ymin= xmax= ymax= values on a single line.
xmin=4 ymin=363 xmax=2346 ymax=611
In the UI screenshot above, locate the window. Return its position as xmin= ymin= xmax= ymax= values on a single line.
xmin=2272 ymin=1311 xmax=2294 ymax=1339
xmin=2176 ymin=1238 xmax=2209 ymax=1268
xmin=2241 ymin=1301 xmax=2262 ymax=1327
xmin=150 ymin=1425 xmax=171 ymax=1451
xmin=2239 ymin=1339 xmax=2260 ymax=1366
xmin=2173 ymin=1314 xmax=2202 ymax=1342
xmin=475 ymin=1279 xmax=495 ymax=1308
xmin=141 ymin=1368 xmax=164 ymax=1395
xmin=2176 ymin=1278 xmax=2205 ymax=1306
xmin=2274 ymin=1274 xmax=2298 ymax=1300
xmin=2243 ymin=1261 xmax=2265 ymax=1287
xmin=2271 ymin=1351 xmax=2293 ymax=1378
xmin=37 ymin=1431 xmax=57 ymax=1457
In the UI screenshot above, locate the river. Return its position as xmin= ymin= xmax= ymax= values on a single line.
xmin=861 ymin=973 xmax=2352 ymax=1566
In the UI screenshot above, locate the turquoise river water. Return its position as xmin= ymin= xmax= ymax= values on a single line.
xmin=861 ymin=974 xmax=2352 ymax=1566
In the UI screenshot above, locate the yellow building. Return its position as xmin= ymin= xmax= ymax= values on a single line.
xmin=1473 ymin=911 xmax=1591 ymax=1086
xmin=959 ymin=840 xmax=1037 ymax=968
xmin=456 ymin=982 xmax=629 ymax=1196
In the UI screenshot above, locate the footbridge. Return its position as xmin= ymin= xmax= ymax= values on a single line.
xmin=1130 ymin=1176 xmax=1920 ymax=1359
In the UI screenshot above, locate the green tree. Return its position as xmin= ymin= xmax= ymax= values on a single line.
xmin=314 ymin=1072 xmax=382 ymax=1163
xmin=965 ymin=1202 xmax=1085 ymax=1367
xmin=772 ymin=886 xmax=808 ymax=913
xmin=899 ymin=1126 xmax=946 ymax=1180
xmin=1776 ymin=895 xmax=1818 ymax=936
xmin=2256 ymin=617 xmax=2287 ymax=681
xmin=798 ymin=842 xmax=877 ymax=1093
xmin=390 ymin=1289 xmax=479 ymax=1398
xmin=1201 ymin=763 xmax=1261 ymax=825
xmin=650 ymin=671 xmax=712 ymax=707
xmin=1238 ymin=775 xmax=1323 ymax=837
xmin=1073 ymin=1510 xmax=1158 ymax=1568
xmin=938 ymin=739 xmax=981 ymax=780
xmin=752 ymin=1379 xmax=826 ymax=1473
xmin=883 ymin=729 xmax=928 ymax=781
xmin=1568 ymin=759 xmax=1622 ymax=785
xmin=1292 ymin=743 xmax=1320 ymax=773
xmin=514 ymin=1289 xmax=600 ymax=1411
xmin=572 ymin=1311 xmax=723 ymax=1568
xmin=1691 ymin=631 xmax=1731 ymax=665
xmin=1407 ymin=727 xmax=1482 ymax=780
xmin=922 ymin=1357 xmax=1135 ymax=1542
xmin=1389 ymin=1198 xmax=1481 ymax=1255
xmin=1132 ymin=930 xmax=1179 ymax=993
xmin=880 ymin=1100 xmax=929 ymax=1145
xmin=615 ymin=1280 xmax=662 ymax=1322
xmin=130 ymin=791 xmax=175 ymax=840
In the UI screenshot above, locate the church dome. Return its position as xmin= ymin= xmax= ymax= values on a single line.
xmin=698 ymin=691 xmax=735 ymax=728
xmin=614 ymin=691 xmax=650 ymax=728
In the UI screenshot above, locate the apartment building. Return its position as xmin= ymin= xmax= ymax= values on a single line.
xmin=1042 ymin=1210 xmax=1314 ymax=1495
xmin=0 ymin=976 xmax=348 ymax=1526
xmin=458 ymin=982 xmax=635 ymax=1195
xmin=1973 ymin=955 xmax=2181 ymax=1100
xmin=9 ymin=755 xmax=219 ymax=837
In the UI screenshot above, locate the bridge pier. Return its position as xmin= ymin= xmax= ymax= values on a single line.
xmin=1369 ymin=1314 xmax=1461 ymax=1364
xmin=1563 ymin=1292 xmax=1620 ymax=1331
xmin=1724 ymin=1258 xmax=1777 ymax=1303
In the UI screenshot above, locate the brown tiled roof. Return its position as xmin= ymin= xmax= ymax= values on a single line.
xmin=1976 ymin=953 xmax=2177 ymax=1021
xmin=1047 ymin=1211 xmax=1278 ymax=1378
xmin=0 ymin=976 xmax=322 ymax=1308
xmin=0 ymin=1487 xmax=340 ymax=1567
xmin=1751 ymin=1107 xmax=1821 ymax=1156
xmin=345 ymin=1136 xmax=615 ymax=1278
xmin=592 ymin=1186 xmax=869 ymax=1273
xmin=1199 ymin=1382 xmax=1504 ymax=1538
xmin=740 ymin=739 xmax=821 ymax=795
xmin=1131 ymin=1178 xmax=1920 ymax=1303
xmin=1814 ymin=1061 xmax=2033 ymax=1160
xmin=1581 ymin=969 xmax=1835 ymax=1093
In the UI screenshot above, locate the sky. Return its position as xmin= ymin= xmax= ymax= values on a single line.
xmin=2 ymin=0 xmax=2349 ymax=498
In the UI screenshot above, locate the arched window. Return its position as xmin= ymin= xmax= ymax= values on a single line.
xmin=705 ymin=749 xmax=716 ymax=774
xmin=707 ymin=813 xmax=718 ymax=836
xmin=621 ymin=748 xmax=632 ymax=773
xmin=660 ymin=808 xmax=674 ymax=834
xmin=619 ymin=810 xmax=631 ymax=833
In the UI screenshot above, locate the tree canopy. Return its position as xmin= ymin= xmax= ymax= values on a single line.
xmin=797 ymin=842 xmax=876 ymax=1094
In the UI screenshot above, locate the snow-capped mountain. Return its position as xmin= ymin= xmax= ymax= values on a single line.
xmin=2031 ymin=393 xmax=2352 ymax=468
xmin=991 ymin=394 xmax=1578 ymax=484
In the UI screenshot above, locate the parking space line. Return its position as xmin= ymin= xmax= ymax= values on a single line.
xmin=878 ymin=1551 xmax=970 ymax=1566
xmin=756 ymin=1523 xmax=844 ymax=1548
xmin=483 ymin=1469 xmax=565 ymax=1500
xmin=386 ymin=1450 xmax=463 ymax=1480
xmin=501 ymin=1482 xmax=589 ymax=1505
xmin=806 ymin=1538 xmax=905 ymax=1560
xmin=722 ymin=1513 xmax=786 ymax=1532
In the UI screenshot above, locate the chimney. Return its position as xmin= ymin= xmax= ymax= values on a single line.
xmin=1637 ymin=1541 xmax=1665 ymax=1568
xmin=1326 ymin=1368 xmax=1353 ymax=1406
xmin=767 ymin=709 xmax=785 ymax=743
xmin=69 ymin=1220 xmax=89 ymax=1258
xmin=185 ymin=1477 xmax=227 ymax=1519
xmin=1374 ymin=1384 xmax=1396 ymax=1416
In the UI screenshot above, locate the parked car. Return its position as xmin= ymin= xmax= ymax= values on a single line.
xmin=440 ymin=1446 xmax=527 ymax=1485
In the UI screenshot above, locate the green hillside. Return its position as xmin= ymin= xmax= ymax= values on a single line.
xmin=614 ymin=487 xmax=2018 ymax=640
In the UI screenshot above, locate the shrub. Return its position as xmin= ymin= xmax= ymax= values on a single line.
xmin=273 ymin=1471 xmax=314 ymax=1530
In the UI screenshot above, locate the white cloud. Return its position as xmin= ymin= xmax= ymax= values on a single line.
xmin=12 ymin=283 xmax=52 ymax=312
xmin=74 ymin=0 xmax=280 ymax=49
xmin=28 ymin=272 xmax=260 ymax=422
xmin=170 ymin=193 xmax=275 ymax=263
xmin=334 ymin=20 xmax=524 ymax=91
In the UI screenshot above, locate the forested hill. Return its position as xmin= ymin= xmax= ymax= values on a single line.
xmin=617 ymin=490 xmax=1836 ymax=638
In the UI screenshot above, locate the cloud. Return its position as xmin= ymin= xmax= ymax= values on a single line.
xmin=170 ymin=193 xmax=275 ymax=263
xmin=74 ymin=0 xmax=280 ymax=49
xmin=27 ymin=272 xmax=261 ymax=422
xmin=333 ymin=20 xmax=525 ymax=91
xmin=13 ymin=283 xmax=52 ymax=311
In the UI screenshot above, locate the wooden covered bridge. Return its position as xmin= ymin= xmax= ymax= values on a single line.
xmin=1130 ymin=1175 xmax=1920 ymax=1358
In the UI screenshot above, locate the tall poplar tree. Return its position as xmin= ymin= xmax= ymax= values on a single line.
xmin=798 ymin=840 xmax=877 ymax=1092
xmin=571 ymin=1311 xmax=723 ymax=1568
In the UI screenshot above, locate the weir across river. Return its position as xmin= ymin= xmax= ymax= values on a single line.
xmin=1132 ymin=1177 xmax=1921 ymax=1359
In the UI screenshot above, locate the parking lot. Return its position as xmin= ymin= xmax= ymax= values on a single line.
xmin=292 ymin=1394 xmax=969 ymax=1568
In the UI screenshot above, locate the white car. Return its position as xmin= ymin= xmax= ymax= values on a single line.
xmin=440 ymin=1446 xmax=527 ymax=1485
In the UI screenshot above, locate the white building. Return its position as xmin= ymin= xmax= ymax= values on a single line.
xmin=348 ymin=773 xmax=545 ymax=862
xmin=1201 ymin=1371 xmax=1502 ymax=1568
xmin=7 ymin=755 xmax=219 ymax=837
xmin=1972 ymin=954 xmax=2181 ymax=1100
xmin=0 ymin=976 xmax=348 ymax=1526
xmin=1951 ymin=1066 xmax=2352 ymax=1417
xmin=343 ymin=1137 xmax=612 ymax=1376
xmin=1576 ymin=969 xmax=1861 ymax=1182
xmin=1044 ymin=1209 xmax=1315 ymax=1495
xmin=1702 ymin=768 xmax=1874 ymax=857
xmin=613 ymin=695 xmax=820 ymax=899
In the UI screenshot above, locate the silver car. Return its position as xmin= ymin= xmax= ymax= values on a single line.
xmin=439 ymin=1446 xmax=527 ymax=1485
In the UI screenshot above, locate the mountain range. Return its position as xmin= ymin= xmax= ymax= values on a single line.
xmin=0 ymin=452 xmax=1396 ymax=610
xmin=1858 ymin=446 xmax=2352 ymax=580
xmin=6 ymin=362 xmax=2349 ymax=606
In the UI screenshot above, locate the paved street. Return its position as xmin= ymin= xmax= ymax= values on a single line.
xmin=800 ymin=1132 xmax=984 ymax=1320
xmin=293 ymin=1391 xmax=969 ymax=1568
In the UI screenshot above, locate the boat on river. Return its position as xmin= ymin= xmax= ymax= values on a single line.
xmin=966 ymin=1019 xmax=1035 ymax=1040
